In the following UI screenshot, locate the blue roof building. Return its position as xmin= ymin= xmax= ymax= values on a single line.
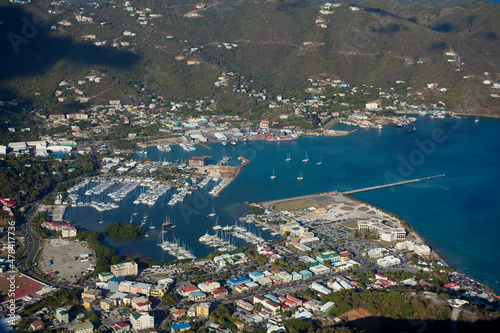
xmin=228 ymin=276 xmax=251 ymax=287
xmin=248 ymin=271 xmax=265 ymax=282
xmin=171 ymin=322 xmax=191 ymax=332
xmin=108 ymin=276 xmax=125 ymax=291
xmin=264 ymin=293 xmax=280 ymax=304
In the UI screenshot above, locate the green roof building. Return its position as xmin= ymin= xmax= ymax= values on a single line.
xmin=316 ymin=251 xmax=340 ymax=264
xmin=55 ymin=307 xmax=69 ymax=324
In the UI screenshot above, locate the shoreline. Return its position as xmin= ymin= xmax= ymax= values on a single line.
xmin=259 ymin=191 xmax=450 ymax=266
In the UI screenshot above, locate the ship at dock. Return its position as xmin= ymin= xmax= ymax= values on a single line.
xmin=266 ymin=134 xmax=299 ymax=142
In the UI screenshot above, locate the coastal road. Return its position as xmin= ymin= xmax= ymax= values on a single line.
xmin=17 ymin=198 xmax=86 ymax=291
xmin=451 ymin=307 xmax=461 ymax=333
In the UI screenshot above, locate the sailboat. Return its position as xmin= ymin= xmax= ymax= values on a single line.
xmin=285 ymin=153 xmax=291 ymax=162
xmin=302 ymin=151 xmax=309 ymax=162
xmin=316 ymin=156 xmax=322 ymax=165
xmin=270 ymin=168 xmax=276 ymax=180
xmin=207 ymin=205 xmax=216 ymax=218
xmin=149 ymin=220 xmax=156 ymax=229
xmin=171 ymin=220 xmax=177 ymax=229
xmin=213 ymin=215 xmax=222 ymax=230
xmin=297 ymin=170 xmax=304 ymax=180
xmin=157 ymin=225 xmax=166 ymax=245
xmin=475 ymin=116 xmax=480 ymax=123
xmin=162 ymin=215 xmax=172 ymax=227
xmin=99 ymin=215 xmax=104 ymax=224
xmin=129 ymin=213 xmax=134 ymax=223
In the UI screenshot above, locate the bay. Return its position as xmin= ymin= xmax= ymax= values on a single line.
xmin=65 ymin=115 xmax=500 ymax=292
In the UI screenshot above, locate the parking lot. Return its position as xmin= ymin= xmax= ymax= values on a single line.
xmin=39 ymin=239 xmax=95 ymax=282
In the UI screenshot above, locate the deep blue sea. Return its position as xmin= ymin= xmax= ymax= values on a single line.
xmin=66 ymin=115 xmax=500 ymax=292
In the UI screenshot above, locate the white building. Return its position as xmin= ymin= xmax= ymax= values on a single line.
xmin=358 ymin=220 xmax=405 ymax=242
xmin=377 ymin=255 xmax=401 ymax=267
xmin=198 ymin=280 xmax=220 ymax=293
xmin=111 ymin=261 xmax=138 ymax=276
xmin=130 ymin=311 xmax=154 ymax=331
xmin=395 ymin=240 xmax=431 ymax=255
xmin=0 ymin=145 xmax=7 ymax=155
xmin=310 ymin=282 xmax=331 ymax=295
xmin=309 ymin=264 xmax=330 ymax=275
xmin=214 ymin=132 xmax=228 ymax=141
xmin=8 ymin=142 xmax=27 ymax=152
xmin=365 ymin=102 xmax=379 ymax=110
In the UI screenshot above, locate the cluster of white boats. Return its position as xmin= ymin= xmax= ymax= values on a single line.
xmin=198 ymin=231 xmax=238 ymax=252
xmin=84 ymin=181 xmax=114 ymax=196
xmin=68 ymin=194 xmax=119 ymax=212
xmin=133 ymin=185 xmax=171 ymax=205
xmin=167 ymin=188 xmax=192 ymax=206
xmin=179 ymin=143 xmax=196 ymax=151
xmin=157 ymin=227 xmax=196 ymax=260
xmin=108 ymin=183 xmax=139 ymax=201
xmin=67 ymin=179 xmax=90 ymax=193
xmin=209 ymin=178 xmax=231 ymax=196
xmin=222 ymin=225 xmax=265 ymax=244
xmin=241 ymin=217 xmax=282 ymax=236
xmin=216 ymin=156 xmax=231 ymax=166
xmin=157 ymin=144 xmax=171 ymax=152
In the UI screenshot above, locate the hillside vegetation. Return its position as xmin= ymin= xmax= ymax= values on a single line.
xmin=1 ymin=0 xmax=499 ymax=115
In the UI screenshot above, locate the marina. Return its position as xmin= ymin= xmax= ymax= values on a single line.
xmin=63 ymin=117 xmax=500 ymax=292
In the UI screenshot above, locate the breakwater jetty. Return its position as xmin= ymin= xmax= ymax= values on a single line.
xmin=212 ymin=156 xmax=251 ymax=197
xmin=343 ymin=174 xmax=445 ymax=194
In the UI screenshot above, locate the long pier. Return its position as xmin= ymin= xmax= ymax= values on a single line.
xmin=343 ymin=174 xmax=445 ymax=194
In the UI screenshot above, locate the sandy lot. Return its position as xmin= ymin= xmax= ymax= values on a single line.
xmin=39 ymin=239 xmax=95 ymax=281
xmin=342 ymin=308 xmax=372 ymax=321
xmin=274 ymin=195 xmax=339 ymax=211
xmin=303 ymin=198 xmax=401 ymax=227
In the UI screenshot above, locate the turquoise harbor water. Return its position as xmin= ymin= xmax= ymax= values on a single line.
xmin=66 ymin=116 xmax=500 ymax=292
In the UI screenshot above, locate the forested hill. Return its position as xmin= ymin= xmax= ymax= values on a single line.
xmin=1 ymin=0 xmax=499 ymax=116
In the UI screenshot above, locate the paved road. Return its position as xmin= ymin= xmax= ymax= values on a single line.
xmin=451 ymin=307 xmax=460 ymax=333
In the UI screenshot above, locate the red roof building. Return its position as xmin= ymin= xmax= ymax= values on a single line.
xmin=30 ymin=319 xmax=44 ymax=331
xmin=112 ymin=321 xmax=130 ymax=333
xmin=211 ymin=288 xmax=228 ymax=298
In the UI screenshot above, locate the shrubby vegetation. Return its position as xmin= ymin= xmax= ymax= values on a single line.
xmin=105 ymin=222 xmax=145 ymax=239
xmin=23 ymin=289 xmax=80 ymax=315
xmin=76 ymin=230 xmax=122 ymax=274
xmin=113 ymin=139 xmax=135 ymax=150
xmin=0 ymin=155 xmax=97 ymax=205
xmin=245 ymin=203 xmax=264 ymax=216
xmin=322 ymin=289 xmax=451 ymax=320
